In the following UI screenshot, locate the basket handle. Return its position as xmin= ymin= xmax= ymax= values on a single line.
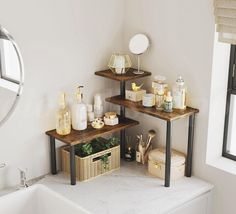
xmin=93 ymin=152 xmax=111 ymax=162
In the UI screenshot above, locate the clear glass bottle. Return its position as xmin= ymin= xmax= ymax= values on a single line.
xmin=71 ymin=86 xmax=87 ymax=130
xmin=56 ymin=92 xmax=71 ymax=135
xmin=155 ymin=86 xmax=165 ymax=111
xmin=172 ymin=76 xmax=187 ymax=110
xmin=152 ymin=75 xmax=168 ymax=95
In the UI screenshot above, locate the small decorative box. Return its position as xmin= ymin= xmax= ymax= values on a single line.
xmin=148 ymin=148 xmax=185 ymax=180
xmin=125 ymin=89 xmax=146 ymax=102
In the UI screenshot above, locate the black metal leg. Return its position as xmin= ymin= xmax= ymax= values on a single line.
xmin=120 ymin=80 xmax=126 ymax=158
xmin=120 ymin=80 xmax=126 ymax=99
xmin=165 ymin=121 xmax=172 ymax=187
xmin=120 ymin=105 xmax=126 ymax=158
xmin=120 ymin=130 xmax=126 ymax=158
xmin=186 ymin=114 xmax=195 ymax=177
xmin=70 ymin=145 xmax=76 ymax=185
xmin=50 ymin=136 xmax=57 ymax=175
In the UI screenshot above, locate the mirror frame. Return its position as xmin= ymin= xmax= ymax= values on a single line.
xmin=0 ymin=26 xmax=24 ymax=127
xmin=129 ymin=33 xmax=150 ymax=55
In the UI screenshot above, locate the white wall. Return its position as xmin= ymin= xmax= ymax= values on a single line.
xmin=123 ymin=1 xmax=236 ymax=214
xmin=0 ymin=87 xmax=16 ymax=122
xmin=0 ymin=0 xmax=235 ymax=213
xmin=0 ymin=0 xmax=125 ymax=188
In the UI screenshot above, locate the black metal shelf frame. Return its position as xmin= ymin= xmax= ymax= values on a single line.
xmin=118 ymin=80 xmax=196 ymax=187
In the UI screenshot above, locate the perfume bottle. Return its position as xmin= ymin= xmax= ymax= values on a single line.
xmin=172 ymin=76 xmax=187 ymax=110
xmin=71 ymin=86 xmax=87 ymax=130
xmin=155 ymin=86 xmax=165 ymax=111
xmin=56 ymin=92 xmax=71 ymax=135
xmin=164 ymin=91 xmax=173 ymax=113
xmin=152 ymin=75 xmax=168 ymax=95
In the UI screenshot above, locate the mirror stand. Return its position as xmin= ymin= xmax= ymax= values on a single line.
xmin=133 ymin=55 xmax=144 ymax=75
xmin=129 ymin=33 xmax=150 ymax=75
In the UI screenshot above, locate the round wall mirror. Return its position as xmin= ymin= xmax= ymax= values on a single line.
xmin=0 ymin=26 xmax=24 ymax=127
xmin=129 ymin=33 xmax=150 ymax=75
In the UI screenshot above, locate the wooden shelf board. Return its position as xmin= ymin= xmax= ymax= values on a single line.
xmin=106 ymin=96 xmax=199 ymax=122
xmin=46 ymin=117 xmax=139 ymax=146
xmin=95 ymin=68 xmax=151 ymax=81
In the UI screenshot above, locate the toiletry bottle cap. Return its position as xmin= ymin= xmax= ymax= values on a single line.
xmin=176 ymin=76 xmax=184 ymax=86
xmin=154 ymin=75 xmax=166 ymax=83
xmin=165 ymin=91 xmax=172 ymax=102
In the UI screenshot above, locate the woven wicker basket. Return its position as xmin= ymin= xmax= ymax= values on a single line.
xmin=61 ymin=144 xmax=120 ymax=181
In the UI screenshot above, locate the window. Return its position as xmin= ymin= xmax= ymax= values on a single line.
xmin=0 ymin=39 xmax=20 ymax=84
xmin=223 ymin=45 xmax=236 ymax=160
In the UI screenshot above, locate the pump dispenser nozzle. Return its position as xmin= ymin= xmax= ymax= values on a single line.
xmin=76 ymin=86 xmax=84 ymax=102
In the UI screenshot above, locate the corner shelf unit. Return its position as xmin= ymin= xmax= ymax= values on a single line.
xmin=95 ymin=68 xmax=199 ymax=187
xmin=106 ymin=95 xmax=198 ymax=121
xmin=46 ymin=117 xmax=138 ymax=185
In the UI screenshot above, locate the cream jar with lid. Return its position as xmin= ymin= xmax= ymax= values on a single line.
xmin=104 ymin=112 xmax=119 ymax=126
xmin=142 ymin=94 xmax=155 ymax=107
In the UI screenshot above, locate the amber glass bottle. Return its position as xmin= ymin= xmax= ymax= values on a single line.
xmin=56 ymin=92 xmax=71 ymax=135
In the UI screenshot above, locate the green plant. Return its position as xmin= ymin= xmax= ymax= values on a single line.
xmin=101 ymin=154 xmax=109 ymax=170
xmin=81 ymin=143 xmax=93 ymax=156
xmin=74 ymin=136 xmax=119 ymax=158
xmin=107 ymin=136 xmax=119 ymax=148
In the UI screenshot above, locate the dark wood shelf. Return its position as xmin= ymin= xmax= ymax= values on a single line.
xmin=46 ymin=117 xmax=139 ymax=146
xmin=95 ymin=68 xmax=151 ymax=82
xmin=106 ymin=95 xmax=199 ymax=122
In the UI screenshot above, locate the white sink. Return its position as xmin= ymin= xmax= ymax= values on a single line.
xmin=0 ymin=184 xmax=91 ymax=214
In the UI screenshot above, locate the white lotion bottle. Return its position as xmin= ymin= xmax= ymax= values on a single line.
xmin=71 ymin=86 xmax=87 ymax=130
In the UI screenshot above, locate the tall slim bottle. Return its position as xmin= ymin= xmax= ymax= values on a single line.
xmin=56 ymin=92 xmax=71 ymax=135
xmin=172 ymin=76 xmax=187 ymax=110
xmin=71 ymin=86 xmax=87 ymax=130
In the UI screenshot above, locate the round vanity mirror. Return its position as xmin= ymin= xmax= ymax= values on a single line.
xmin=0 ymin=26 xmax=24 ymax=126
xmin=129 ymin=33 xmax=150 ymax=75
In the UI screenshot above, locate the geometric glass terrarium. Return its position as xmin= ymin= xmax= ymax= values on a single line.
xmin=108 ymin=54 xmax=132 ymax=75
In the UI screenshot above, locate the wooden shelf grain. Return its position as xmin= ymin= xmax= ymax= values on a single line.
xmin=95 ymin=68 xmax=151 ymax=82
xmin=106 ymin=95 xmax=199 ymax=122
xmin=46 ymin=117 xmax=139 ymax=146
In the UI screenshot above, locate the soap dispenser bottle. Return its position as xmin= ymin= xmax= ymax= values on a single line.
xmin=71 ymin=86 xmax=87 ymax=130
xmin=56 ymin=92 xmax=71 ymax=135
